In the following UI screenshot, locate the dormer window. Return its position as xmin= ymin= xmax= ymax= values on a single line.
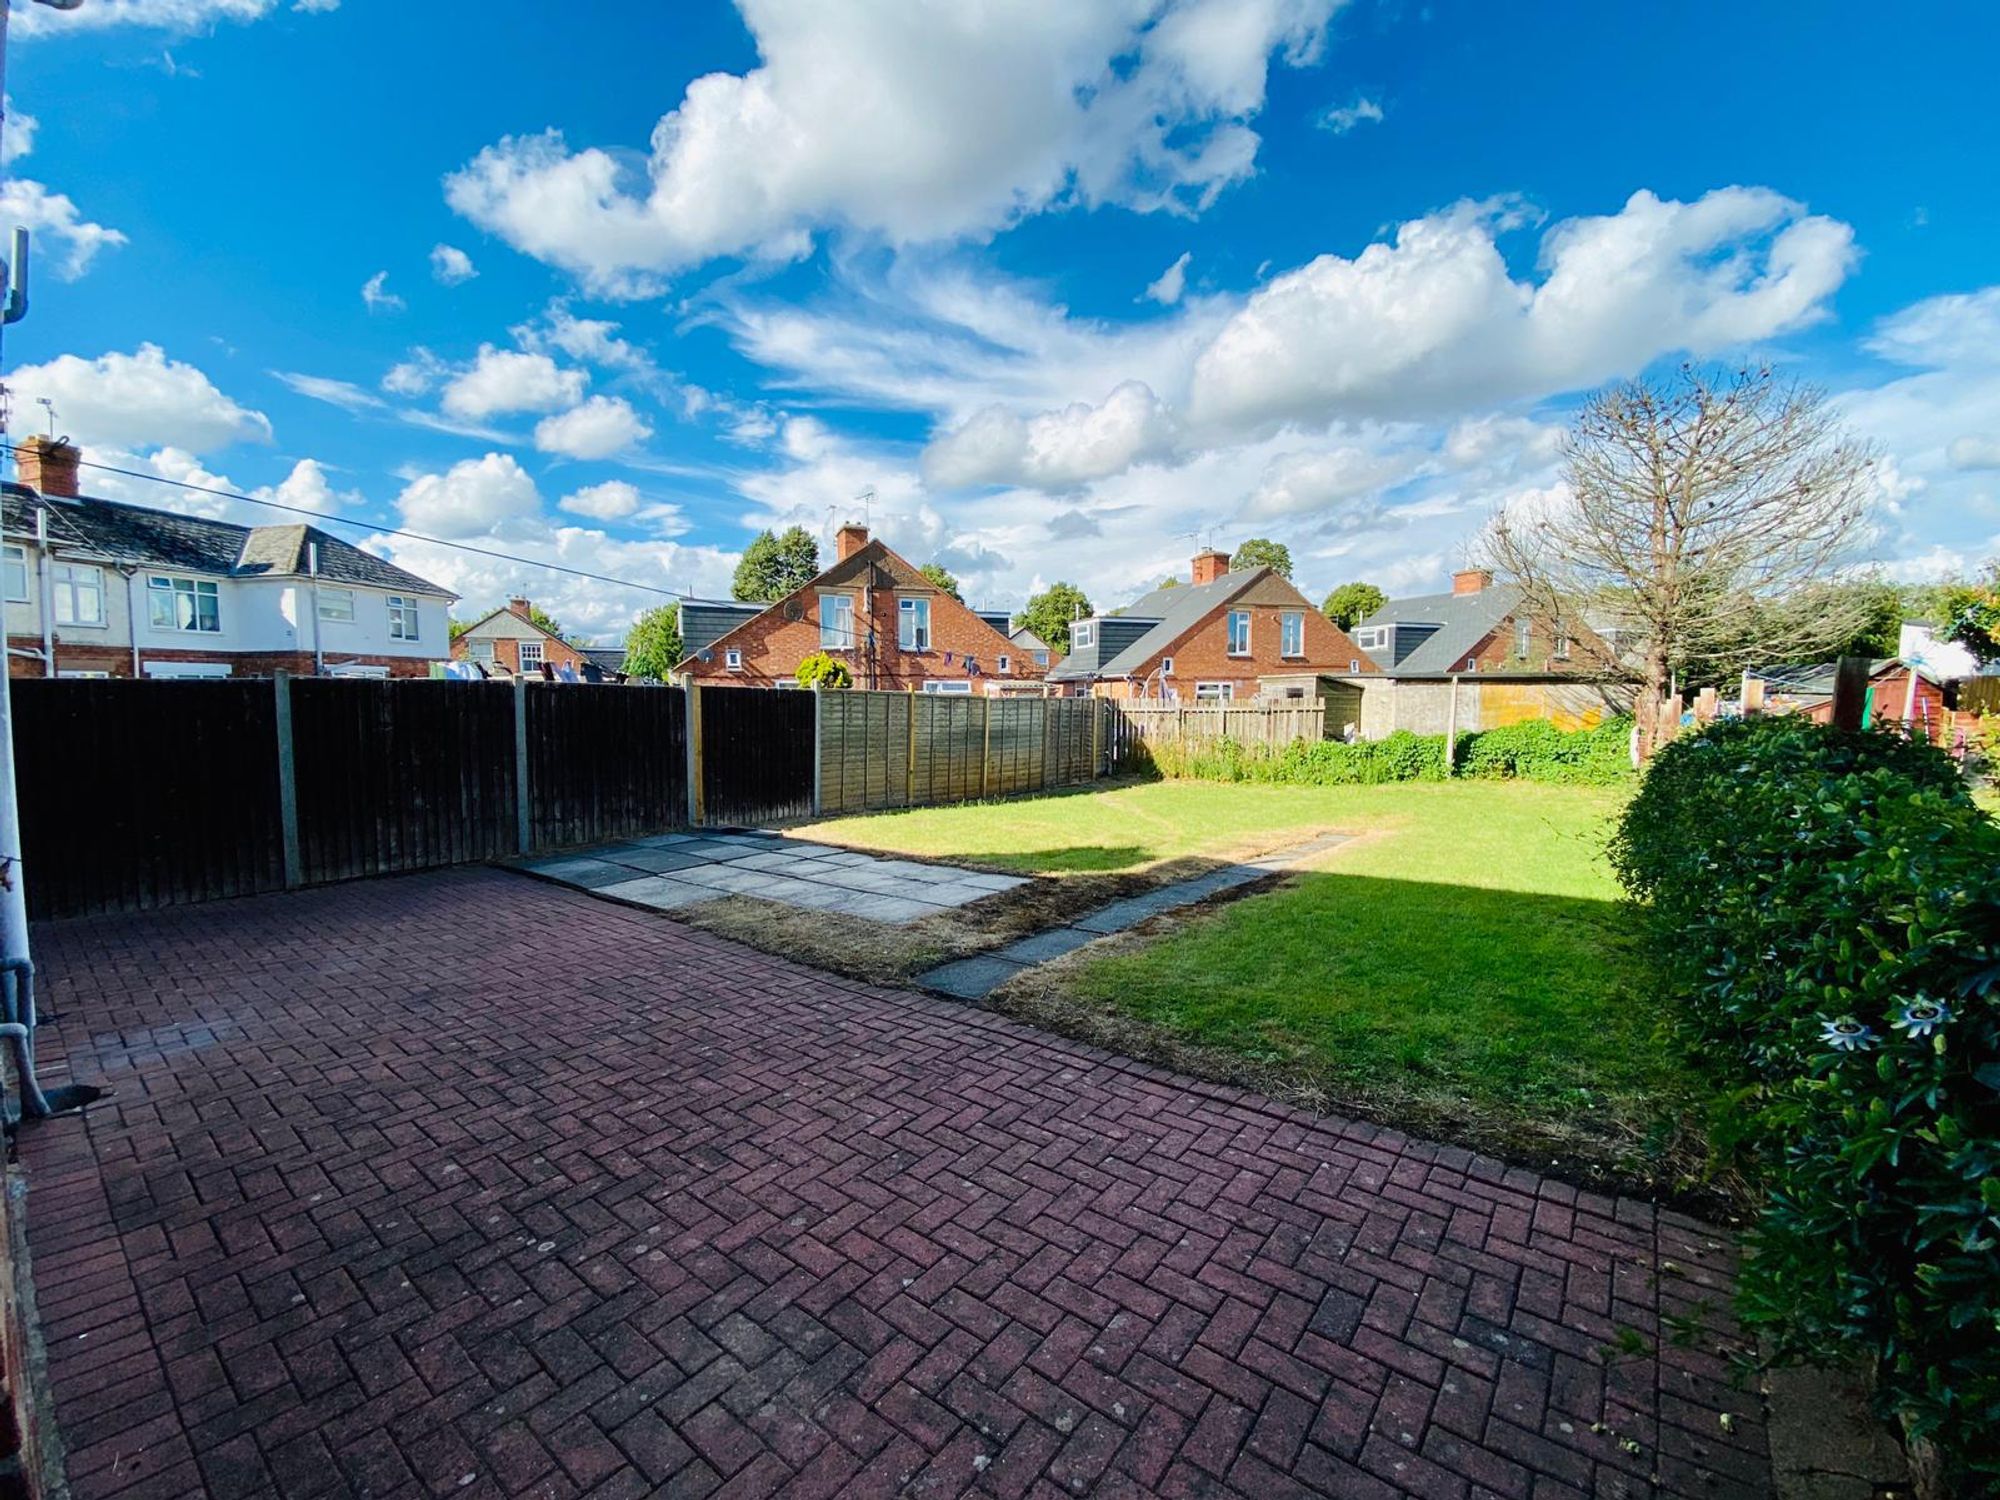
xmin=1071 ymin=621 xmax=1095 ymax=649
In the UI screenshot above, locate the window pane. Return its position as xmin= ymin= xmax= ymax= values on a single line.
xmin=2 ymin=546 xmax=24 ymax=601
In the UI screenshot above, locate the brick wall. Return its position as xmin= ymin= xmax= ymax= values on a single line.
xmin=1103 ymin=574 xmax=1379 ymax=700
xmin=5 ymin=637 xmax=434 ymax=679
xmin=685 ymin=545 xmax=1044 ymax=693
xmin=450 ymin=631 xmax=591 ymax=676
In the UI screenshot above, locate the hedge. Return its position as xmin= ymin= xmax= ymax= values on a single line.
xmin=1139 ymin=715 xmax=1633 ymax=786
xmin=1612 ymin=715 xmax=2000 ymax=1486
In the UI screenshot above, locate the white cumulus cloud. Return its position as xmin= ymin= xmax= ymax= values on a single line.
xmin=923 ymin=381 xmax=1177 ymax=490
xmin=557 ymin=480 xmax=641 ymax=521
xmin=12 ymin=0 xmax=335 ymax=33
xmin=8 ymin=344 xmax=271 ymax=453
xmin=395 ymin=452 xmax=542 ymax=538
xmin=429 ymin=243 xmax=477 ymax=285
xmin=441 ymin=345 xmax=586 ymax=420
xmin=446 ymin=0 xmax=1341 ymax=292
xmin=533 ymin=395 xmax=653 ymax=459
xmin=0 ymin=180 xmax=126 ymax=278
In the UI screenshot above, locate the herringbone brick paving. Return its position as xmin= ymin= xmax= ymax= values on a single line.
xmin=20 ymin=868 xmax=1770 ymax=1498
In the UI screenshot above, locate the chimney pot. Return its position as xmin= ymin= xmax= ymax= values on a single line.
xmin=1452 ymin=568 xmax=1493 ymax=596
xmin=507 ymin=596 xmax=533 ymax=620
xmin=835 ymin=523 xmax=869 ymax=562
xmin=1191 ymin=547 xmax=1230 ymax=587
xmin=17 ymin=436 xmax=80 ymax=499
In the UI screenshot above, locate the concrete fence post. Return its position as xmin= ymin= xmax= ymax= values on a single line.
xmin=686 ymin=683 xmax=705 ymax=826
xmin=980 ymin=696 xmax=993 ymax=799
xmin=272 ymin=671 xmax=303 ymax=888
xmin=512 ymin=675 xmax=532 ymax=854
xmin=812 ymin=686 xmax=824 ymax=816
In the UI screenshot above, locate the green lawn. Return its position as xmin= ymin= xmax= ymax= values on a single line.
xmin=806 ymin=779 xmax=1695 ymax=1181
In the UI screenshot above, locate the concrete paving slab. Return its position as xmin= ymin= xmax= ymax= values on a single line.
xmin=607 ymin=847 xmax=712 ymax=875
xmin=674 ymin=865 xmax=786 ymax=895
xmin=596 ymin=875 xmax=716 ymax=910
xmin=953 ymin=870 xmax=1027 ymax=891
xmin=842 ymin=893 xmax=948 ymax=925
xmin=723 ymin=850 xmax=815 ymax=874
xmin=918 ymin=954 xmax=1027 ymax=999
xmin=524 ymin=856 xmax=647 ymax=890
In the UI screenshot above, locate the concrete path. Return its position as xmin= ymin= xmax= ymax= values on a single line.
xmin=524 ymin=829 xmax=1024 ymax=926
xmin=20 ymin=868 xmax=1770 ymax=1499
xmin=919 ymin=833 xmax=1352 ymax=1001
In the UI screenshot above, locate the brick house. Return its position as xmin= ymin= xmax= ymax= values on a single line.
xmin=450 ymin=597 xmax=597 ymax=677
xmin=1048 ymin=546 xmax=1378 ymax=701
xmin=3 ymin=438 xmax=455 ymax=679
xmin=677 ymin=524 xmax=1045 ymax=693
xmin=1352 ymin=569 xmax=1595 ymax=676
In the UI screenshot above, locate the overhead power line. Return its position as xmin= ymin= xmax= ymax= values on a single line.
xmin=12 ymin=446 xmax=697 ymax=602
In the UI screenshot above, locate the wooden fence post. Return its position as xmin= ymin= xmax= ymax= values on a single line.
xmin=1830 ymin=656 xmax=1870 ymax=732
xmin=980 ymin=697 xmax=993 ymax=799
xmin=512 ymin=676 xmax=532 ymax=854
xmin=1092 ymin=698 xmax=1104 ymax=777
xmin=686 ymin=683 xmax=705 ymax=825
xmin=906 ymin=693 xmax=918 ymax=806
xmin=272 ymin=671 xmax=303 ymax=888
xmin=812 ymin=686 xmax=824 ymax=816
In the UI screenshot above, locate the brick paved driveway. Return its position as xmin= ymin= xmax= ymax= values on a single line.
xmin=21 ymin=869 xmax=1769 ymax=1499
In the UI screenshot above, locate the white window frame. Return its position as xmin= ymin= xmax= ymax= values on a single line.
xmin=1513 ymin=618 xmax=1531 ymax=658
xmin=518 ymin=640 xmax=545 ymax=675
xmin=143 ymin=660 xmax=230 ymax=679
xmin=775 ymin=678 xmax=804 ymax=690
xmin=57 ymin=670 xmax=110 ymax=679
xmin=1033 ymin=649 xmax=1050 ymax=666
xmin=1553 ymin=624 xmax=1572 ymax=662
xmin=921 ymin=679 xmax=972 ymax=695
xmin=819 ymin=593 xmax=855 ymax=650
xmin=1194 ymin=681 xmax=1235 ymax=703
xmin=387 ymin=595 xmax=420 ymax=641
xmin=466 ymin=638 xmax=496 ymax=663
xmin=2 ymin=545 xmax=26 ymax=603
xmin=1071 ymin=621 xmax=1095 ymax=650
xmin=148 ymin=575 xmax=221 ymax=634
xmin=317 ymin=587 xmax=356 ymax=623
xmin=330 ymin=663 xmax=389 ymax=680
xmin=1356 ymin=625 xmax=1386 ymax=651
xmin=997 ymin=653 xmax=1011 ymax=674
xmin=51 ymin=562 xmax=106 ymax=627
xmin=1350 ymin=658 xmax=1361 ymax=672
xmin=1226 ymin=611 xmax=1251 ymax=657
xmin=1280 ymin=611 xmax=1304 ymax=658
xmin=898 ymin=596 xmax=931 ymax=652
xmin=724 ymin=648 xmax=743 ymax=672
xmin=1160 ymin=655 xmax=1175 ymax=675
xmin=1464 ymin=657 xmax=1478 ymax=673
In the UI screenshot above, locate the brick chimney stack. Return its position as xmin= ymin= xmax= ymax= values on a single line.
xmin=507 ymin=596 xmax=534 ymax=620
xmin=17 ymin=436 xmax=80 ymax=499
xmin=1452 ymin=568 xmax=1493 ymax=596
xmin=835 ymin=523 xmax=870 ymax=562
xmin=1191 ymin=547 xmax=1230 ymax=587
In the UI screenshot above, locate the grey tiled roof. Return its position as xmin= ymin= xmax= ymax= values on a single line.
xmin=1050 ymin=572 xmax=1263 ymax=681
xmin=2 ymin=485 xmax=453 ymax=597
xmin=679 ymin=598 xmax=764 ymax=657
xmin=1357 ymin=584 xmax=1522 ymax=674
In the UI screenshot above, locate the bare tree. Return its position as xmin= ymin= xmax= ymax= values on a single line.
xmin=1485 ymin=365 xmax=1876 ymax=754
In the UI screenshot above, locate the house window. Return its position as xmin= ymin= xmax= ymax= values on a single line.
xmin=148 ymin=575 xmax=220 ymax=633
xmin=1071 ymin=622 xmax=1095 ymax=649
xmin=1194 ymin=681 xmax=1235 ymax=703
xmin=466 ymin=638 xmax=495 ymax=663
xmin=820 ymin=593 xmax=855 ymax=649
xmin=388 ymin=595 xmax=420 ymax=641
xmin=1034 ymin=649 xmax=1050 ymax=665
xmin=51 ymin=563 xmax=105 ymax=626
xmin=1356 ymin=625 xmax=1386 ymax=651
xmin=724 ymin=648 xmax=743 ymax=672
xmin=898 ymin=597 xmax=931 ymax=651
xmin=1464 ymin=657 xmax=1478 ymax=672
xmin=143 ymin=661 xmax=230 ymax=679
xmin=1281 ymin=611 xmax=1304 ymax=657
xmin=317 ymin=587 xmax=355 ymax=622
xmin=1554 ymin=623 xmax=1572 ymax=661
xmin=518 ymin=641 xmax=545 ymax=675
xmin=998 ymin=653 xmax=1011 ymax=674
xmin=2 ymin=545 xmax=25 ymax=602
xmin=1350 ymin=658 xmax=1360 ymax=672
xmin=921 ymin=680 xmax=972 ymax=694
xmin=1514 ymin=618 xmax=1531 ymax=658
xmin=1226 ymin=611 xmax=1250 ymax=656
xmin=1160 ymin=656 xmax=1174 ymax=675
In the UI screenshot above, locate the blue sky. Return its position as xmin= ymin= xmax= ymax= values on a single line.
xmin=5 ymin=0 xmax=1997 ymax=640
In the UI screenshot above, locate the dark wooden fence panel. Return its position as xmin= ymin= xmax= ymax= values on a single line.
xmin=291 ymin=679 xmax=519 ymax=883
xmin=15 ymin=678 xmax=284 ymax=917
xmin=700 ymin=686 xmax=815 ymax=825
xmin=528 ymin=683 xmax=686 ymax=847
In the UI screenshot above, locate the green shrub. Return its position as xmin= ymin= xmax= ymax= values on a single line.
xmin=795 ymin=651 xmax=853 ymax=689
xmin=1613 ymin=714 xmax=2000 ymax=1484
xmin=1138 ymin=716 xmax=1632 ymax=787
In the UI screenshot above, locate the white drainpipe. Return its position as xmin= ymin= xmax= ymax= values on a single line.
xmin=33 ymin=506 xmax=51 ymax=676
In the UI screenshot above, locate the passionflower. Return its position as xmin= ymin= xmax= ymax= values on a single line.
xmin=1819 ymin=1018 xmax=1877 ymax=1052
xmin=1893 ymin=1000 xmax=1952 ymax=1038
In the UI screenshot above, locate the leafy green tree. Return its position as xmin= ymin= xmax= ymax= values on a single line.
xmin=1321 ymin=582 xmax=1387 ymax=630
xmin=1015 ymin=582 xmax=1092 ymax=657
xmin=448 ymin=617 xmax=471 ymax=640
xmin=796 ymin=651 xmax=854 ymax=689
xmin=1231 ymin=538 xmax=1293 ymax=578
xmin=1155 ymin=576 xmax=1182 ymax=590
xmin=732 ymin=525 xmax=822 ymax=602
xmin=1926 ymin=563 xmax=2000 ymax=660
xmin=1815 ymin=579 xmax=1908 ymax=661
xmin=919 ymin=563 xmax=963 ymax=602
xmin=623 ymin=603 xmax=683 ymax=679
